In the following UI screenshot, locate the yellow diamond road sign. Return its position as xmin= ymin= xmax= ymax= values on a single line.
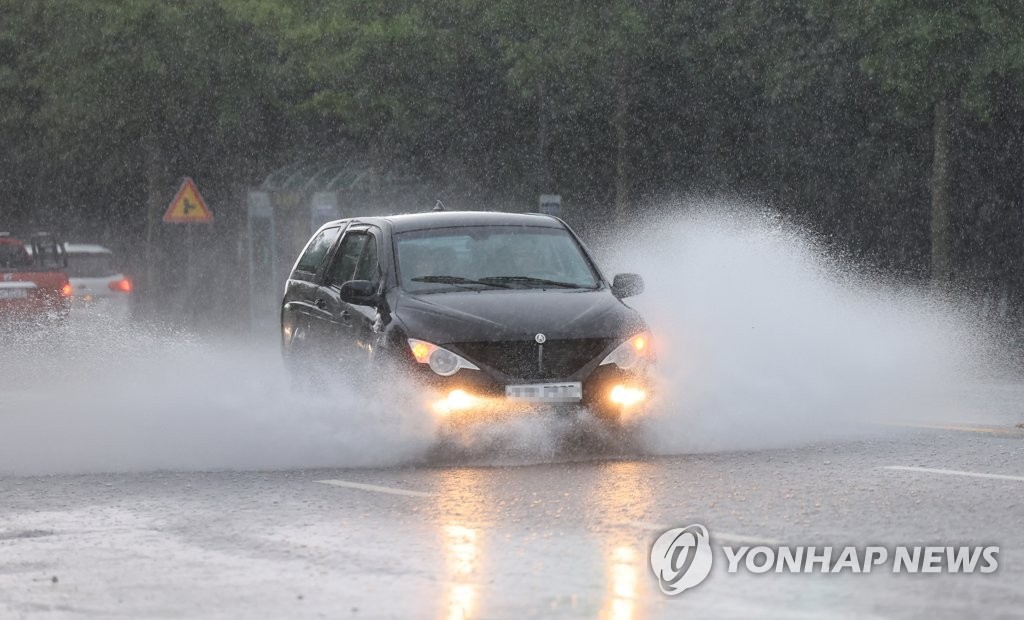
xmin=163 ymin=177 xmax=213 ymax=224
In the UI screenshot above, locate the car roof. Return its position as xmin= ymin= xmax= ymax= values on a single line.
xmin=334 ymin=210 xmax=564 ymax=234
xmin=64 ymin=243 xmax=113 ymax=254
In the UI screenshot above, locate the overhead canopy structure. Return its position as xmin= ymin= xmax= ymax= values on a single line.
xmin=258 ymin=159 xmax=418 ymax=194
xmin=246 ymin=158 xmax=426 ymax=331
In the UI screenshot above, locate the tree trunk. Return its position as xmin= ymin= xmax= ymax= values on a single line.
xmin=930 ymin=98 xmax=952 ymax=284
xmin=143 ymin=134 xmax=166 ymax=313
xmin=537 ymin=81 xmax=550 ymax=199
xmin=613 ymin=69 xmax=632 ymax=224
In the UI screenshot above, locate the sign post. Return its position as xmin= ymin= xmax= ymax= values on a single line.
xmin=247 ymin=191 xmax=276 ymax=331
xmin=311 ymin=191 xmax=341 ymax=233
xmin=163 ymin=177 xmax=213 ymax=224
xmin=538 ymin=194 xmax=562 ymax=217
xmin=163 ymin=177 xmax=213 ymax=308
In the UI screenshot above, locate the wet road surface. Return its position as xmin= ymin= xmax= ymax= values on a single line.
xmin=2 ymin=420 xmax=1023 ymax=619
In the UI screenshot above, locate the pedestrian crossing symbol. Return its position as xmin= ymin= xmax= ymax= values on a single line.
xmin=163 ymin=177 xmax=213 ymax=224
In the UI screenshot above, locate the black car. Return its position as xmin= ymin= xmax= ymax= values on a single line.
xmin=281 ymin=211 xmax=653 ymax=424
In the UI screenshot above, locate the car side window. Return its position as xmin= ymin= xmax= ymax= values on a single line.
xmin=352 ymin=236 xmax=379 ymax=287
xmin=326 ymin=231 xmax=370 ymax=286
xmin=295 ymin=227 xmax=341 ymax=275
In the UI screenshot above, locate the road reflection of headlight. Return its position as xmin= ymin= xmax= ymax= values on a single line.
xmin=606 ymin=545 xmax=638 ymax=620
xmin=444 ymin=524 xmax=478 ymax=620
xmin=609 ymin=385 xmax=646 ymax=407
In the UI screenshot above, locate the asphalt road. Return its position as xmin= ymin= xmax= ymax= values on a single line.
xmin=2 ymin=418 xmax=1023 ymax=619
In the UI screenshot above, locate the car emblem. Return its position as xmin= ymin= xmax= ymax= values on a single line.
xmin=535 ymin=333 xmax=546 ymax=344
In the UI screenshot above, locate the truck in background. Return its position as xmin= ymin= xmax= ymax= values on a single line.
xmin=0 ymin=232 xmax=72 ymax=323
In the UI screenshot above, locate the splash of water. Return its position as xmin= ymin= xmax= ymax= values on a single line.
xmin=0 ymin=319 xmax=437 ymax=475
xmin=0 ymin=202 xmax=1012 ymax=475
xmin=602 ymin=202 xmax=1010 ymax=453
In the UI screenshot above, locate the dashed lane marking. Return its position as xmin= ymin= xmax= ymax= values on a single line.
xmin=314 ymin=483 xmax=786 ymax=543
xmin=316 ymin=479 xmax=433 ymax=497
xmin=618 ymin=520 xmax=782 ymax=545
xmin=880 ymin=465 xmax=1024 ymax=483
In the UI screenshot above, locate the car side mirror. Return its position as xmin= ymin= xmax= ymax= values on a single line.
xmin=611 ymin=273 xmax=644 ymax=298
xmin=339 ymin=280 xmax=377 ymax=305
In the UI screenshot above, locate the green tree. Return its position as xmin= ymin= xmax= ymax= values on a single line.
xmin=2 ymin=0 xmax=291 ymax=287
xmin=822 ymin=1 xmax=1024 ymax=282
xmin=482 ymin=1 xmax=650 ymax=220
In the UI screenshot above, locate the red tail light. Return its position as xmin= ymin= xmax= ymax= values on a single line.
xmin=60 ymin=283 xmax=72 ymax=297
xmin=109 ymin=278 xmax=133 ymax=294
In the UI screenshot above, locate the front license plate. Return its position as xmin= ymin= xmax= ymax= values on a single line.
xmin=0 ymin=289 xmax=28 ymax=300
xmin=506 ymin=382 xmax=583 ymax=403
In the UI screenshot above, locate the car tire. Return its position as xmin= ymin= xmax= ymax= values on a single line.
xmin=282 ymin=324 xmax=321 ymax=390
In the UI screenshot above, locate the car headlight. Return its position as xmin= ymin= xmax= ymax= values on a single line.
xmin=600 ymin=332 xmax=651 ymax=370
xmin=407 ymin=338 xmax=479 ymax=376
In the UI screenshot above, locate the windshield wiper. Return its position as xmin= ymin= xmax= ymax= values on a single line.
xmin=411 ymin=275 xmax=510 ymax=289
xmin=479 ymin=276 xmax=589 ymax=289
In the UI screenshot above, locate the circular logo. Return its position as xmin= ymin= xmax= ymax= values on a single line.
xmin=650 ymin=524 xmax=713 ymax=596
xmin=535 ymin=333 xmax=546 ymax=344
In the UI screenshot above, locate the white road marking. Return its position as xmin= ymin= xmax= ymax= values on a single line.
xmin=880 ymin=465 xmax=1024 ymax=482
xmin=316 ymin=479 xmax=432 ymax=497
xmin=878 ymin=421 xmax=1024 ymax=436
xmin=617 ymin=520 xmax=782 ymax=545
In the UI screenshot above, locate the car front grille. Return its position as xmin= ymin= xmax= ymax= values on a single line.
xmin=452 ymin=338 xmax=613 ymax=381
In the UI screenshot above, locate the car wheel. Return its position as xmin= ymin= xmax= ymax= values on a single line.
xmin=283 ymin=323 xmax=320 ymax=389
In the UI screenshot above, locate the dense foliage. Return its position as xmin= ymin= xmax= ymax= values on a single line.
xmin=3 ymin=0 xmax=1024 ymax=302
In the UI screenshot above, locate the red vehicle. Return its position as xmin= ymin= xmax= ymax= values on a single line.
xmin=0 ymin=232 xmax=72 ymax=322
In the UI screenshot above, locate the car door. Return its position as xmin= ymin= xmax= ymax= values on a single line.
xmin=343 ymin=227 xmax=385 ymax=361
xmin=281 ymin=224 xmax=344 ymax=359
xmin=311 ymin=226 xmax=380 ymax=367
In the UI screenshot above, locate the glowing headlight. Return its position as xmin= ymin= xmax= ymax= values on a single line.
xmin=609 ymin=385 xmax=647 ymax=406
xmin=407 ymin=339 xmax=479 ymax=376
xmin=600 ymin=332 xmax=651 ymax=370
xmin=428 ymin=348 xmax=460 ymax=375
xmin=432 ymin=389 xmax=481 ymax=416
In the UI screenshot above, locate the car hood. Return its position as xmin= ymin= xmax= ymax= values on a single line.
xmin=394 ymin=288 xmax=643 ymax=344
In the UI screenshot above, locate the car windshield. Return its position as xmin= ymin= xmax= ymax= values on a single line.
xmin=0 ymin=242 xmax=31 ymax=269
xmin=66 ymin=252 xmax=117 ymax=278
xmin=396 ymin=225 xmax=600 ymax=293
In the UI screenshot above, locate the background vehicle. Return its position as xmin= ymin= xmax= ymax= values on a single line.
xmin=63 ymin=244 xmax=133 ymax=320
xmin=0 ymin=232 xmax=71 ymax=323
xmin=281 ymin=211 xmax=652 ymax=425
